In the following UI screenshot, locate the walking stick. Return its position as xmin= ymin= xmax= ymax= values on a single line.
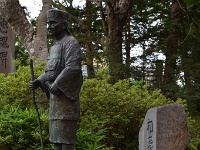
xmin=30 ymin=59 xmax=44 ymax=150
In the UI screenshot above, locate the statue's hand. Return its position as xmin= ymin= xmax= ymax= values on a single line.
xmin=30 ymin=79 xmax=40 ymax=90
xmin=49 ymin=83 xmax=59 ymax=95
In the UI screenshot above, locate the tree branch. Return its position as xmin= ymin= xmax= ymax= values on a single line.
xmin=0 ymin=0 xmax=34 ymax=51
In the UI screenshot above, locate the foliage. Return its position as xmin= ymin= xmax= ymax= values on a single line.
xmin=79 ymin=77 xmax=194 ymax=149
xmin=0 ymin=61 xmax=45 ymax=109
xmin=15 ymin=37 xmax=29 ymax=67
xmin=51 ymin=0 xmax=200 ymax=113
xmin=186 ymin=111 xmax=200 ymax=150
xmin=0 ymin=64 xmax=199 ymax=149
xmin=0 ymin=63 xmax=111 ymax=149
xmin=183 ymin=0 xmax=200 ymax=8
xmin=75 ymin=128 xmax=112 ymax=150
xmin=0 ymin=104 xmax=110 ymax=150
xmin=0 ymin=106 xmax=51 ymax=150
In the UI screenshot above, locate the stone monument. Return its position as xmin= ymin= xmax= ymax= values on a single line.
xmin=0 ymin=15 xmax=15 ymax=75
xmin=139 ymin=104 xmax=190 ymax=150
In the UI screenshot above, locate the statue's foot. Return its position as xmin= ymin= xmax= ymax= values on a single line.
xmin=54 ymin=143 xmax=74 ymax=150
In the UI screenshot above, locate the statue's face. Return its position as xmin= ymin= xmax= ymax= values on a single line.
xmin=47 ymin=19 xmax=64 ymax=36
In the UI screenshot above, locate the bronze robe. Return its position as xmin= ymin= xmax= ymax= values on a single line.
xmin=37 ymin=34 xmax=83 ymax=144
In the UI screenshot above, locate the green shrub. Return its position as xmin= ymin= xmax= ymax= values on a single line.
xmin=0 ymin=63 xmax=111 ymax=149
xmin=75 ymin=128 xmax=112 ymax=150
xmin=0 ymin=106 xmax=51 ymax=150
xmin=79 ymin=78 xmax=193 ymax=149
xmin=0 ymin=61 xmax=45 ymax=109
xmin=186 ymin=113 xmax=200 ymax=150
xmin=0 ymin=64 xmax=199 ymax=149
xmin=0 ymin=105 xmax=110 ymax=150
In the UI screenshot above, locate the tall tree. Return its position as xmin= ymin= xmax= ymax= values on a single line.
xmin=106 ymin=0 xmax=133 ymax=83
xmin=85 ymin=0 xmax=95 ymax=78
xmin=124 ymin=8 xmax=131 ymax=79
xmin=0 ymin=0 xmax=34 ymax=53
xmin=162 ymin=0 xmax=182 ymax=98
xmin=53 ymin=0 xmax=107 ymax=78
xmin=34 ymin=0 xmax=52 ymax=60
xmin=178 ymin=0 xmax=200 ymax=110
xmin=0 ymin=0 xmax=52 ymax=60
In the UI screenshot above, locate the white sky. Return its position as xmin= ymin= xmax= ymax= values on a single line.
xmin=19 ymin=0 xmax=42 ymax=18
xmin=19 ymin=0 xmax=85 ymax=18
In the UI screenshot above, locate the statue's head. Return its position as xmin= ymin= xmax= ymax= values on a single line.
xmin=47 ymin=9 xmax=68 ymax=24
xmin=46 ymin=9 xmax=69 ymax=36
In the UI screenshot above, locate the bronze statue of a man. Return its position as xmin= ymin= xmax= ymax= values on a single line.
xmin=30 ymin=9 xmax=83 ymax=150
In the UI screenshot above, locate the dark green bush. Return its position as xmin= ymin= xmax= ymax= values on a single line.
xmin=0 ymin=105 xmax=110 ymax=150
xmin=75 ymin=129 xmax=111 ymax=150
xmin=80 ymin=78 xmax=198 ymax=149
xmin=0 ymin=63 xmax=110 ymax=150
xmin=0 ymin=106 xmax=51 ymax=150
xmin=0 ymin=64 xmax=199 ymax=149
xmin=0 ymin=61 xmax=45 ymax=109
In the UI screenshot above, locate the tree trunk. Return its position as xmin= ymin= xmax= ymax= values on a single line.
xmin=154 ymin=60 xmax=164 ymax=89
xmin=162 ymin=1 xmax=182 ymax=99
xmin=125 ymin=10 xmax=131 ymax=79
xmin=0 ymin=0 xmax=52 ymax=61
xmin=0 ymin=0 xmax=34 ymax=52
xmin=85 ymin=0 xmax=95 ymax=78
xmin=34 ymin=0 xmax=52 ymax=60
xmin=106 ymin=0 xmax=132 ymax=83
